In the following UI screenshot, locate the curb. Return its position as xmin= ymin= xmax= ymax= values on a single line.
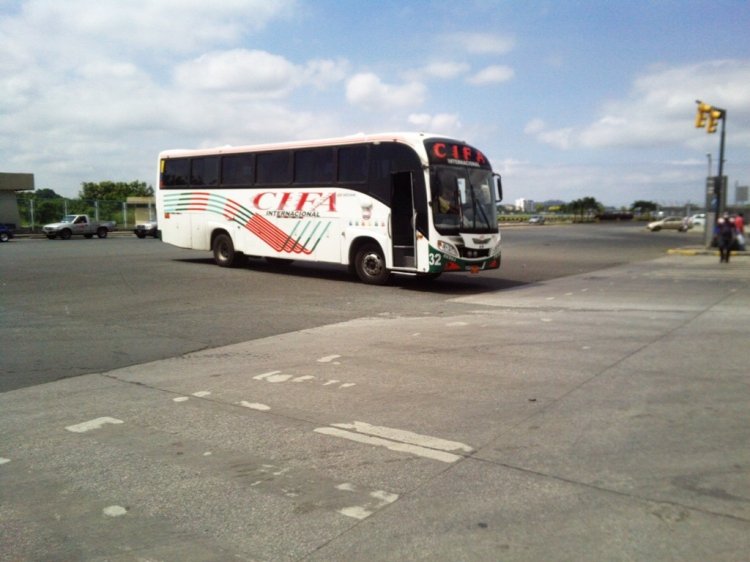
xmin=668 ymin=247 xmax=749 ymax=257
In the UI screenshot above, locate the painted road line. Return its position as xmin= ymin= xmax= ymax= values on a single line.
xmin=331 ymin=421 xmax=473 ymax=453
xmin=337 ymin=486 xmax=399 ymax=520
xmin=65 ymin=417 xmax=124 ymax=433
xmin=318 ymin=355 xmax=341 ymax=363
xmin=315 ymin=427 xmax=463 ymax=463
xmin=239 ymin=401 xmax=271 ymax=411
xmin=0 ymin=458 xmax=10 ymax=465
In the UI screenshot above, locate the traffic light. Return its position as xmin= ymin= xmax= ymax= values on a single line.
xmin=695 ymin=102 xmax=711 ymax=128
xmin=707 ymin=108 xmax=722 ymax=133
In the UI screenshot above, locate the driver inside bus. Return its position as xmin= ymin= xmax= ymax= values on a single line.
xmin=437 ymin=180 xmax=459 ymax=215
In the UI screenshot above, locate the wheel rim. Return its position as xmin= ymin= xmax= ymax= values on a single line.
xmin=362 ymin=251 xmax=384 ymax=278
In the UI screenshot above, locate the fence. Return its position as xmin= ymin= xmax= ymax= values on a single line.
xmin=15 ymin=197 xmax=156 ymax=231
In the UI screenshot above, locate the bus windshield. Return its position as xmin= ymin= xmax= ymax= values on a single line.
xmin=431 ymin=166 xmax=498 ymax=235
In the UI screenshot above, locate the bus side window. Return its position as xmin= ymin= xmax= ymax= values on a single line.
xmin=191 ymin=156 xmax=219 ymax=186
xmin=257 ymin=151 xmax=291 ymax=185
xmin=162 ymin=158 xmax=189 ymax=187
xmin=221 ymin=154 xmax=254 ymax=186
xmin=294 ymin=148 xmax=334 ymax=184
xmin=338 ymin=146 xmax=368 ymax=183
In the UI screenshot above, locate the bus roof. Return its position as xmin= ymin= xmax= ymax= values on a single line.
xmin=158 ymin=132 xmax=467 ymax=159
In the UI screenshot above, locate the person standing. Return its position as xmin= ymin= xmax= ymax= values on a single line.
xmin=734 ymin=212 xmax=745 ymax=250
xmin=717 ymin=213 xmax=737 ymax=263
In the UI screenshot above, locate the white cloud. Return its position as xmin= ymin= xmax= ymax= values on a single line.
xmin=468 ymin=65 xmax=514 ymax=85
xmin=526 ymin=60 xmax=750 ymax=152
xmin=4 ymin=0 xmax=296 ymax=58
xmin=446 ymin=32 xmax=515 ymax=55
xmin=174 ymin=50 xmax=299 ymax=97
xmin=414 ymin=61 xmax=470 ymax=80
xmin=408 ymin=113 xmax=462 ymax=134
xmin=346 ymin=73 xmax=426 ymax=112
xmin=303 ymin=58 xmax=350 ymax=89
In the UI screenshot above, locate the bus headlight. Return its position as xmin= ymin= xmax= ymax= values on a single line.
xmin=437 ymin=240 xmax=460 ymax=258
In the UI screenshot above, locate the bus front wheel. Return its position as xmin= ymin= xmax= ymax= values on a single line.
xmin=354 ymin=243 xmax=390 ymax=285
xmin=213 ymin=233 xmax=242 ymax=268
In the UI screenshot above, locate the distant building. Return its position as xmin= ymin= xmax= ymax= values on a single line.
xmin=514 ymin=198 xmax=535 ymax=213
xmin=0 ymin=172 xmax=34 ymax=227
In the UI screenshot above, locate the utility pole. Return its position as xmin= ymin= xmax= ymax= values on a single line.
xmin=695 ymin=100 xmax=727 ymax=247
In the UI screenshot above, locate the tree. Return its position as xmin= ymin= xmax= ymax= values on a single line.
xmin=564 ymin=197 xmax=603 ymax=221
xmin=630 ymin=200 xmax=658 ymax=216
xmin=79 ymin=180 xmax=153 ymax=200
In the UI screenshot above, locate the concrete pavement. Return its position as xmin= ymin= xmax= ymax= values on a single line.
xmin=1 ymin=252 xmax=749 ymax=561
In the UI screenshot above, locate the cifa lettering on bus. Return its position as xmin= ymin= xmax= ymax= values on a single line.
xmin=430 ymin=142 xmax=487 ymax=166
xmin=252 ymin=191 xmax=337 ymax=212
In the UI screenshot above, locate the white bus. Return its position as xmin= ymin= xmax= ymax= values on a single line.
xmin=156 ymin=132 xmax=503 ymax=284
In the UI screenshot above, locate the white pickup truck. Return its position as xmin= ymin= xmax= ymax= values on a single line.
xmin=42 ymin=215 xmax=116 ymax=240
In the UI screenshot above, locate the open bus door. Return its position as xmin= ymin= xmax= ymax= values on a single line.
xmin=390 ymin=171 xmax=416 ymax=269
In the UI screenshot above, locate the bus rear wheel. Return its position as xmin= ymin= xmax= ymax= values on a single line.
xmin=212 ymin=233 xmax=242 ymax=268
xmin=354 ymin=243 xmax=390 ymax=285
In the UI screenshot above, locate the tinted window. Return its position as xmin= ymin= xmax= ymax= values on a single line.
xmin=338 ymin=146 xmax=368 ymax=182
xmin=369 ymin=143 xmax=421 ymax=202
xmin=222 ymin=154 xmax=254 ymax=186
xmin=162 ymin=158 xmax=189 ymax=187
xmin=190 ymin=157 xmax=219 ymax=186
xmin=257 ymin=151 xmax=291 ymax=185
xmin=295 ymin=148 xmax=334 ymax=184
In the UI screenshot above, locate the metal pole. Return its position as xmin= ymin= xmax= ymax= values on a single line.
xmin=706 ymin=153 xmax=712 ymax=177
xmin=716 ymin=110 xmax=727 ymax=217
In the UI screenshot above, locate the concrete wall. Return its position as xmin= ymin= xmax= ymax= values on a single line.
xmin=0 ymin=172 xmax=34 ymax=227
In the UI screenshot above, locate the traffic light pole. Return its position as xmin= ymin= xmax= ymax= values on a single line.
xmin=695 ymin=101 xmax=727 ymax=247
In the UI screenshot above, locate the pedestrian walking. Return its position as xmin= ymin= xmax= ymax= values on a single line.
xmin=717 ymin=213 xmax=737 ymax=263
xmin=735 ymin=212 xmax=745 ymax=250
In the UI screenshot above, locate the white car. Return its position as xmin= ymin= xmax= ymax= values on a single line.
xmin=647 ymin=216 xmax=689 ymax=232
xmin=688 ymin=213 xmax=706 ymax=228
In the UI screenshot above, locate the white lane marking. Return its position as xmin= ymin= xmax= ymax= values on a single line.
xmin=292 ymin=375 xmax=315 ymax=382
xmin=314 ymin=427 xmax=461 ymax=463
xmin=336 ymin=482 xmax=356 ymax=491
xmin=340 ymin=506 xmax=372 ymax=520
xmin=65 ymin=417 xmax=124 ymax=433
xmin=339 ymin=383 xmax=356 ymax=389
xmin=239 ymin=401 xmax=271 ymax=411
xmin=254 ymin=370 xmax=282 ymax=380
xmin=446 ymin=321 xmax=467 ymax=327
xmin=339 ymin=488 xmax=400 ymax=520
xmin=323 ymin=380 xmax=340 ymax=386
xmin=173 ymin=396 xmax=189 ymax=402
xmin=331 ymin=421 xmax=473 ymax=453
xmin=0 ymin=458 xmax=10 ymax=465
xmin=318 ymin=355 xmax=341 ymax=363
xmin=103 ymin=505 xmax=127 ymax=517
xmin=371 ymin=490 xmax=399 ymax=503
xmin=192 ymin=391 xmax=211 ymax=397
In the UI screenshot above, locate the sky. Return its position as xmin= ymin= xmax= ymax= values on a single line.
xmin=1 ymin=0 xmax=749 ymax=208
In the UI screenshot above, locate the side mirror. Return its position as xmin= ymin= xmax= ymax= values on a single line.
xmin=494 ymin=174 xmax=503 ymax=202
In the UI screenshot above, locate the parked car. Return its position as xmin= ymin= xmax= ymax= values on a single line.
xmin=0 ymin=224 xmax=14 ymax=242
xmin=134 ymin=220 xmax=158 ymax=238
xmin=647 ymin=216 xmax=689 ymax=232
xmin=688 ymin=213 xmax=706 ymax=228
xmin=528 ymin=215 xmax=545 ymax=224
xmin=42 ymin=215 xmax=115 ymax=239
